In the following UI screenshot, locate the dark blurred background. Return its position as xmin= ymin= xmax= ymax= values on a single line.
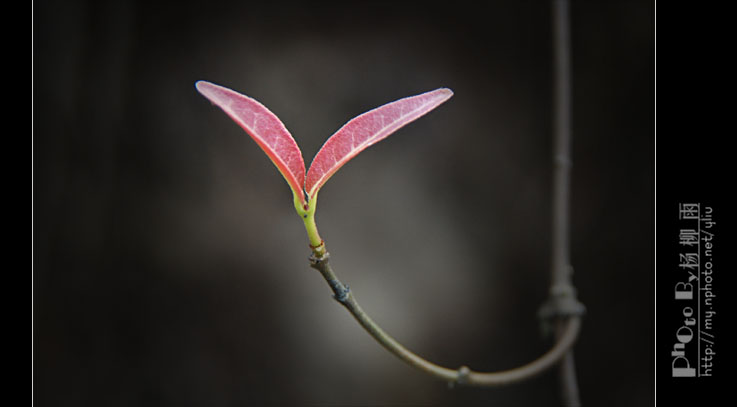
xmin=34 ymin=0 xmax=654 ymax=405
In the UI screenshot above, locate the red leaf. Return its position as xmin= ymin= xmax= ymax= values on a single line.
xmin=196 ymin=81 xmax=307 ymax=205
xmin=305 ymin=88 xmax=453 ymax=198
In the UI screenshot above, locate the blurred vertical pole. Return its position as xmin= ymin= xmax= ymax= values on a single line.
xmin=551 ymin=0 xmax=582 ymax=406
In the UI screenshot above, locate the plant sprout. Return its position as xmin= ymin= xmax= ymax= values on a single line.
xmin=195 ymin=80 xmax=582 ymax=388
xmin=195 ymin=81 xmax=453 ymax=256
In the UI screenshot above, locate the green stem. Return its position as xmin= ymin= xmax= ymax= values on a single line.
xmin=294 ymin=190 xmax=325 ymax=257
xmin=294 ymin=189 xmax=580 ymax=386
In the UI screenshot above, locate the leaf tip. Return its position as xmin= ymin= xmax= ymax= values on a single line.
xmin=436 ymin=87 xmax=454 ymax=99
xmin=195 ymin=80 xmax=218 ymax=98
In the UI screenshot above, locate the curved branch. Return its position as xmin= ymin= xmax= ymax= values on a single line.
xmin=309 ymin=253 xmax=581 ymax=387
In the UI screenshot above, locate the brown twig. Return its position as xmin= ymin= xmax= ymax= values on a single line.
xmin=309 ymin=252 xmax=582 ymax=387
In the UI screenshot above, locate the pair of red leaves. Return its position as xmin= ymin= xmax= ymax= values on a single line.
xmin=196 ymin=81 xmax=453 ymax=208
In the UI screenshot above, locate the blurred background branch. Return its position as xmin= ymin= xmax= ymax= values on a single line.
xmin=549 ymin=0 xmax=584 ymax=405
